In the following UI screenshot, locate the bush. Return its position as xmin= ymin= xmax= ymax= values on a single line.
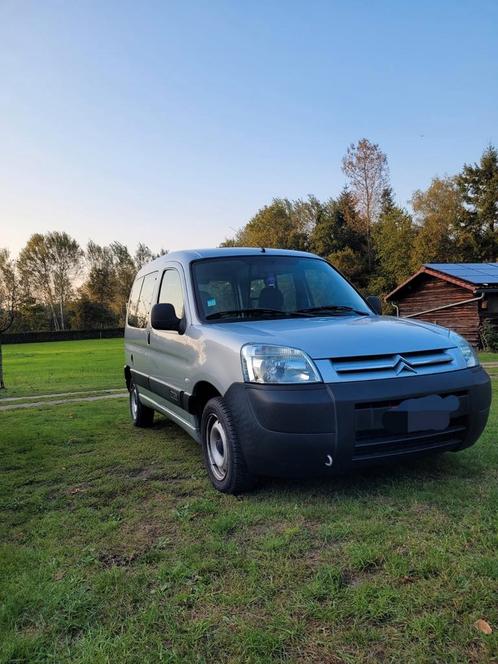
xmin=481 ymin=318 xmax=498 ymax=352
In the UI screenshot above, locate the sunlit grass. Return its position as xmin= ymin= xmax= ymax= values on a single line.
xmin=1 ymin=392 xmax=497 ymax=662
xmin=0 ymin=338 xmax=124 ymax=398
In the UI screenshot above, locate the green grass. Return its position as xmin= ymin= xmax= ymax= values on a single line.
xmin=479 ymin=351 xmax=498 ymax=364
xmin=0 ymin=340 xmax=497 ymax=662
xmin=0 ymin=338 xmax=124 ymax=398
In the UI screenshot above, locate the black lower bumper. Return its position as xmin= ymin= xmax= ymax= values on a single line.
xmin=224 ymin=367 xmax=491 ymax=477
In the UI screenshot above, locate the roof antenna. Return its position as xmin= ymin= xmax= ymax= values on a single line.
xmin=261 ymin=247 xmax=266 ymax=253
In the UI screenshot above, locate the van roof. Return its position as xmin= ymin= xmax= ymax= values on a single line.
xmin=137 ymin=247 xmax=321 ymax=276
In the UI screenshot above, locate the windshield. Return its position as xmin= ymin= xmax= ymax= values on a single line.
xmin=191 ymin=255 xmax=372 ymax=322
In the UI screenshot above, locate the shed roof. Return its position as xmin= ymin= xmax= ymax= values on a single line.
xmin=386 ymin=263 xmax=498 ymax=301
xmin=425 ymin=263 xmax=498 ymax=284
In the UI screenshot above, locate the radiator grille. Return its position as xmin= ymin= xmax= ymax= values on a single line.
xmin=331 ymin=349 xmax=454 ymax=381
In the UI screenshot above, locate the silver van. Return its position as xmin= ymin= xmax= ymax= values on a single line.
xmin=124 ymin=248 xmax=491 ymax=493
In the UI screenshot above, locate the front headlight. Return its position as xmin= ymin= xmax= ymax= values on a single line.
xmin=449 ymin=331 xmax=479 ymax=368
xmin=241 ymin=344 xmax=322 ymax=384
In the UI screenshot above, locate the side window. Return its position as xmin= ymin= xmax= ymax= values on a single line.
xmin=127 ymin=277 xmax=144 ymax=328
xmin=158 ymin=269 xmax=185 ymax=319
xmin=134 ymin=271 xmax=158 ymax=328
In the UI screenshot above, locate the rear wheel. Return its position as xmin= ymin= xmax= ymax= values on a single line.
xmin=129 ymin=379 xmax=154 ymax=427
xmin=201 ymin=397 xmax=255 ymax=494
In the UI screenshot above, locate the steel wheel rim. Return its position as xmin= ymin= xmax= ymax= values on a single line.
xmin=206 ymin=414 xmax=228 ymax=481
xmin=131 ymin=387 xmax=138 ymax=420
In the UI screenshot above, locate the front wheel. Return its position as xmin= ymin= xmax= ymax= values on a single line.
xmin=201 ymin=397 xmax=255 ymax=494
xmin=129 ymin=379 xmax=154 ymax=427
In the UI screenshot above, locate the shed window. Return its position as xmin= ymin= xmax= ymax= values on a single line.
xmin=487 ymin=295 xmax=498 ymax=313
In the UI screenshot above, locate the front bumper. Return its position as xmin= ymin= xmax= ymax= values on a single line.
xmin=224 ymin=366 xmax=491 ymax=477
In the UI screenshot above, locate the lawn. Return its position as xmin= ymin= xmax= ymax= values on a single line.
xmin=479 ymin=351 xmax=498 ymax=364
xmin=0 ymin=338 xmax=124 ymax=398
xmin=0 ymin=340 xmax=497 ymax=663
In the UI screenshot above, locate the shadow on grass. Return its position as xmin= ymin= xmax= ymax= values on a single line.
xmin=147 ymin=412 xmax=490 ymax=502
xmin=256 ymin=449 xmax=487 ymax=498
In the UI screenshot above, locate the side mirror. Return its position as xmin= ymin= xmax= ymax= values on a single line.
xmin=366 ymin=295 xmax=382 ymax=315
xmin=151 ymin=303 xmax=180 ymax=331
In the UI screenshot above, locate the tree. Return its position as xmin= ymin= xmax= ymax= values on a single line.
xmin=0 ymin=249 xmax=17 ymax=389
xmin=134 ymin=244 xmax=168 ymax=270
xmin=309 ymin=190 xmax=369 ymax=286
xmin=72 ymin=293 xmax=117 ymax=329
xmin=81 ymin=241 xmax=167 ymax=327
xmin=225 ymin=198 xmax=308 ymax=250
xmin=111 ymin=242 xmax=137 ymax=324
xmin=17 ymin=232 xmax=82 ymax=330
xmin=372 ymin=203 xmax=416 ymax=295
xmin=45 ymin=232 xmax=83 ymax=330
xmin=18 ymin=234 xmax=58 ymax=328
xmin=134 ymin=243 xmax=155 ymax=270
xmin=456 ymin=145 xmax=498 ymax=261
xmin=84 ymin=242 xmax=116 ymax=308
xmin=290 ymin=195 xmax=326 ymax=240
xmin=411 ymin=176 xmax=464 ymax=267
xmin=342 ymin=139 xmax=389 ymax=269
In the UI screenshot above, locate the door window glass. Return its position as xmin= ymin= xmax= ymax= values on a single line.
xmin=134 ymin=271 xmax=158 ymax=328
xmin=158 ymin=269 xmax=185 ymax=319
xmin=127 ymin=277 xmax=143 ymax=328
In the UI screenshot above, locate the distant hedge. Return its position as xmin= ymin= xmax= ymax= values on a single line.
xmin=1 ymin=328 xmax=124 ymax=344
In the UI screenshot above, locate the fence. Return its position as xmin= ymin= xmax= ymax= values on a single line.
xmin=1 ymin=328 xmax=124 ymax=344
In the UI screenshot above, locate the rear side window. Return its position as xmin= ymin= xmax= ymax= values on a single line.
xmin=129 ymin=271 xmax=158 ymax=328
xmin=158 ymin=269 xmax=185 ymax=319
xmin=127 ymin=277 xmax=143 ymax=328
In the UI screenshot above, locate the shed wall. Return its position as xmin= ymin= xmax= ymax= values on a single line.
xmin=395 ymin=275 xmax=480 ymax=346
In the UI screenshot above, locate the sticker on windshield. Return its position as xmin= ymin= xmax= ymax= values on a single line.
xmin=207 ymin=298 xmax=216 ymax=307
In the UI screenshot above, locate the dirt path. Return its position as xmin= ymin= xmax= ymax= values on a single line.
xmin=2 ymin=361 xmax=496 ymax=412
xmin=0 ymin=392 xmax=127 ymax=411
xmin=0 ymin=388 xmax=124 ymax=403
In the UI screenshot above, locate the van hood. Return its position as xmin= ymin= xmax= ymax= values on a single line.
xmin=215 ymin=315 xmax=456 ymax=359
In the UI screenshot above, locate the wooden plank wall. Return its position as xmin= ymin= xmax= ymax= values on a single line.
xmin=395 ymin=274 xmax=480 ymax=346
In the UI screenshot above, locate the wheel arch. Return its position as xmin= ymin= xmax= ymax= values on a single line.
xmin=190 ymin=380 xmax=222 ymax=419
xmin=124 ymin=365 xmax=132 ymax=391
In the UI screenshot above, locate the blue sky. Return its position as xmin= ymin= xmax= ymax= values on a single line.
xmin=1 ymin=0 xmax=497 ymax=255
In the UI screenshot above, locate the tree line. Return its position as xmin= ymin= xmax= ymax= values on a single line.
xmin=1 ymin=139 xmax=497 ymax=341
xmin=223 ymin=140 xmax=498 ymax=299
xmin=0 ymin=238 xmax=166 ymax=337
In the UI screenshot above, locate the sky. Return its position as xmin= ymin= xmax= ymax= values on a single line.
xmin=1 ymin=0 xmax=497 ymax=256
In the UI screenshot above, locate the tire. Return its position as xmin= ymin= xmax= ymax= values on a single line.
xmin=201 ymin=397 xmax=255 ymax=494
xmin=129 ymin=379 xmax=154 ymax=428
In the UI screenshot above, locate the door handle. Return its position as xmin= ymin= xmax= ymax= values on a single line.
xmin=147 ymin=331 xmax=151 ymax=345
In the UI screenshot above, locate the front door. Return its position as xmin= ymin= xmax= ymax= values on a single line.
xmin=148 ymin=264 xmax=197 ymax=429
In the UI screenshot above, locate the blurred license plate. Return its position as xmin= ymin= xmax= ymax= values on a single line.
xmin=383 ymin=394 xmax=459 ymax=434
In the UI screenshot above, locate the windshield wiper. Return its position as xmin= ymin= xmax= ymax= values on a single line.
xmin=296 ymin=305 xmax=369 ymax=316
xmin=205 ymin=308 xmax=309 ymax=320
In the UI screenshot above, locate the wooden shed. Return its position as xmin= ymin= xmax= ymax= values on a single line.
xmin=386 ymin=263 xmax=498 ymax=347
